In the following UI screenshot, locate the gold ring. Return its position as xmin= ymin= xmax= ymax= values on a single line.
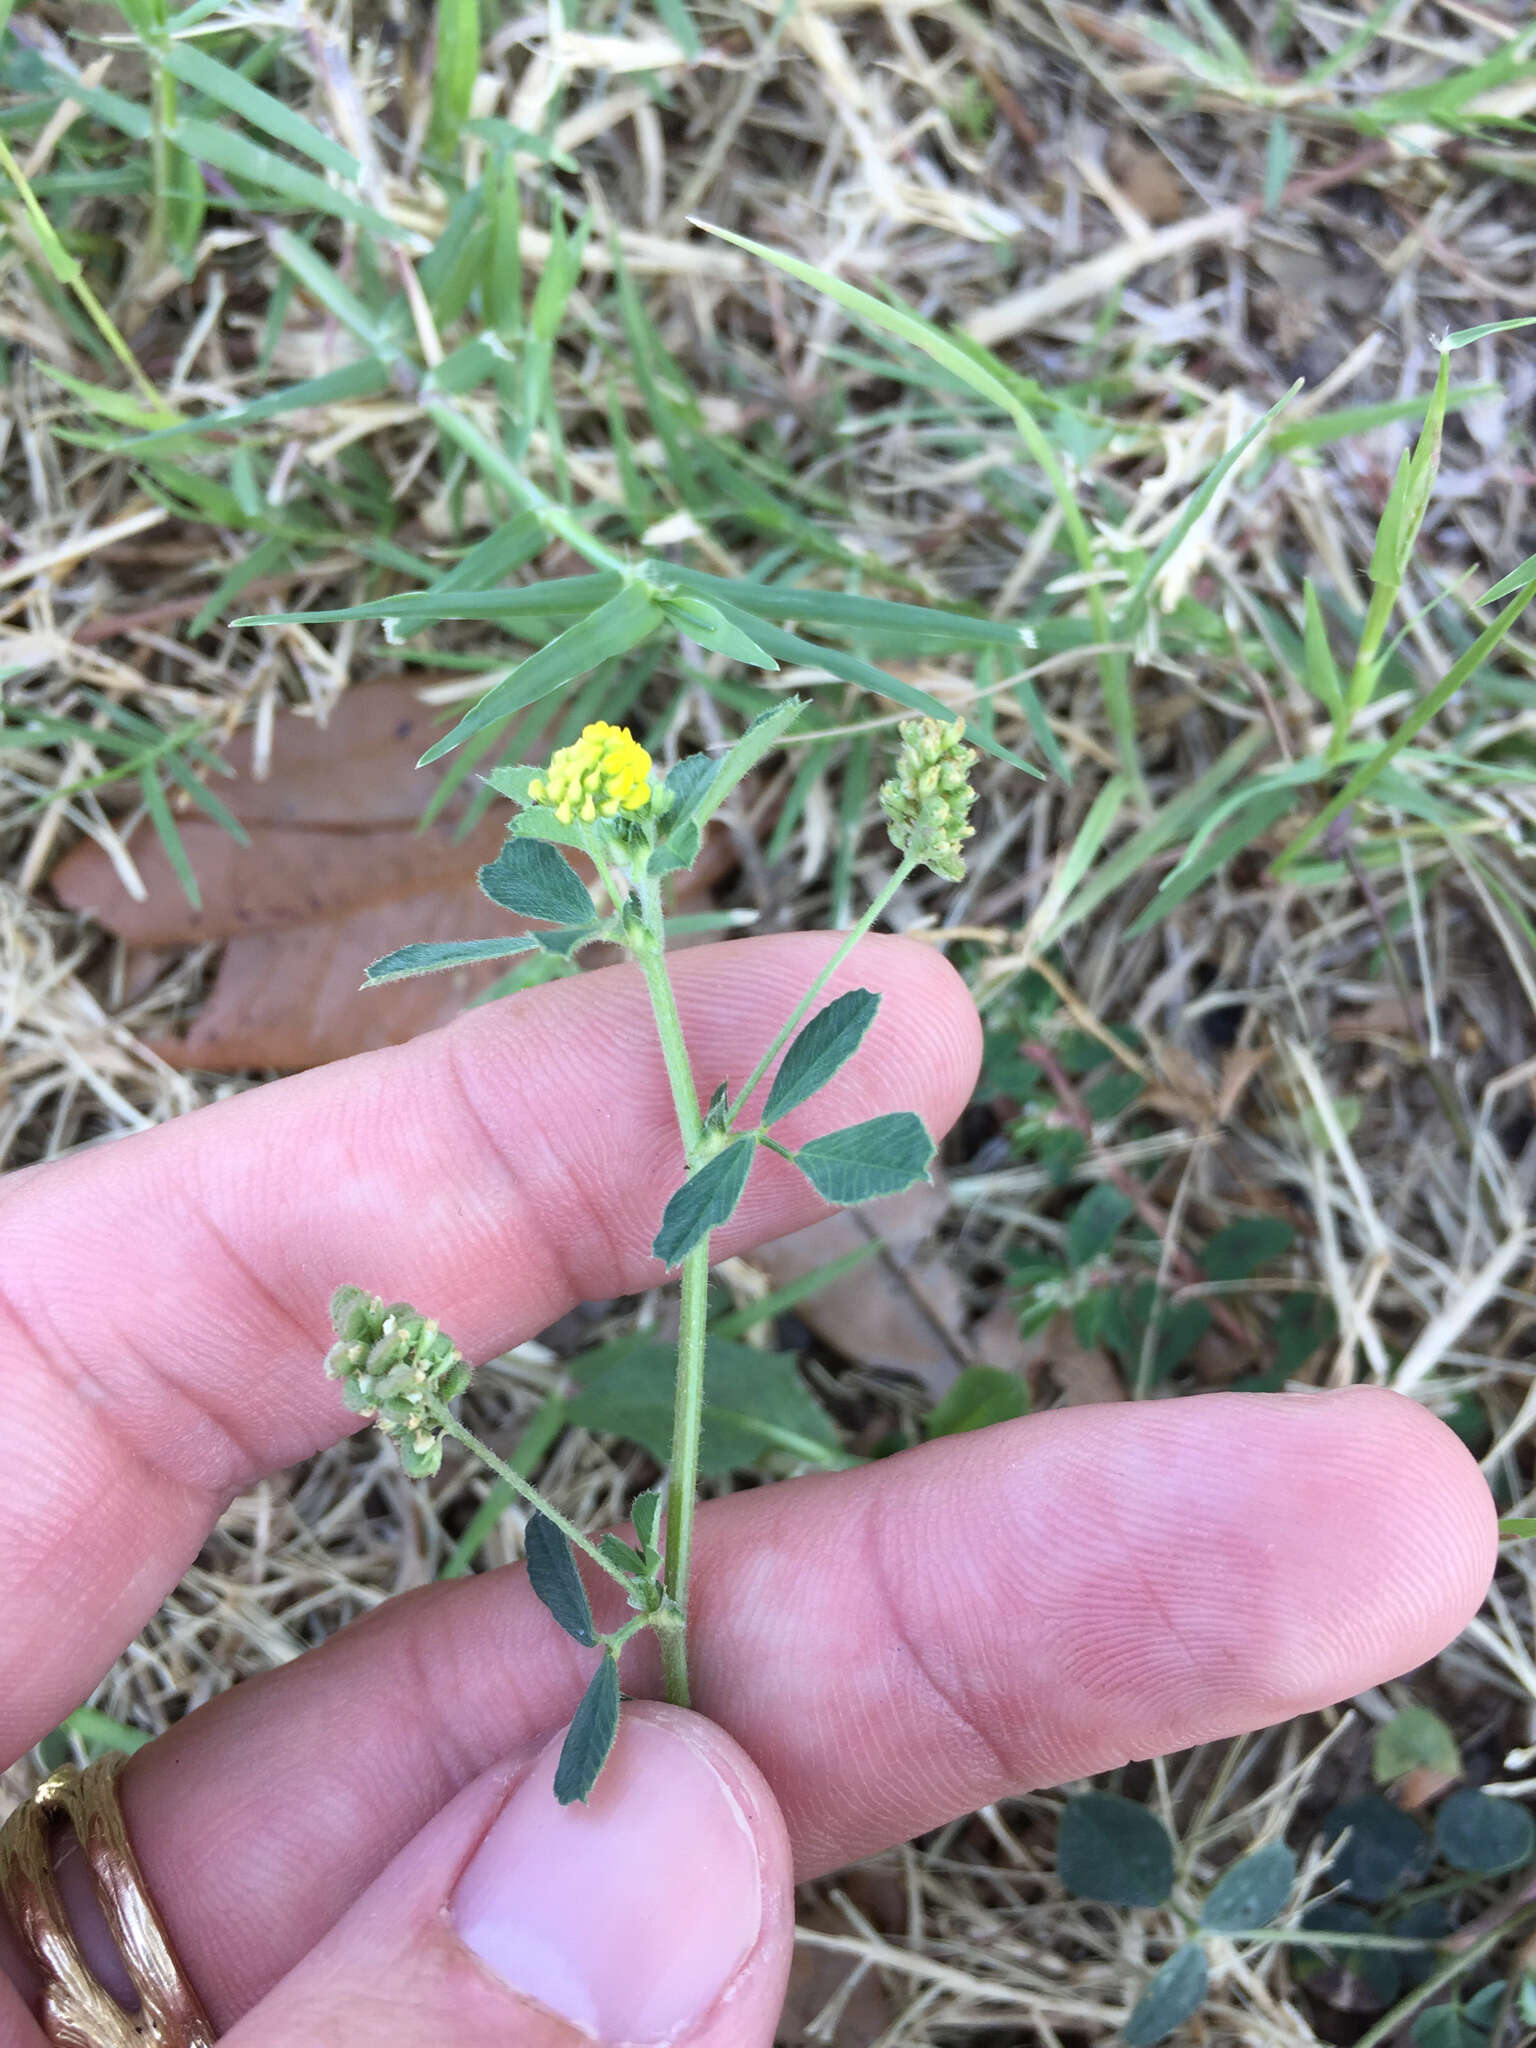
xmin=0 ymin=1752 xmax=215 ymax=2046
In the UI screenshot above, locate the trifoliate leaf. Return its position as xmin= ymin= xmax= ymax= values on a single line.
xmin=631 ymin=1490 xmax=661 ymax=1553
xmin=1435 ymin=1788 xmax=1535 ymax=1875
xmin=764 ymin=989 xmax=880 ymax=1125
xmin=598 ymin=1533 xmax=646 ymax=1575
xmin=1202 ymin=1216 xmax=1294 ymax=1281
xmin=793 ymin=1112 xmax=933 ymax=1205
xmin=1321 ymin=1796 xmax=1432 ymax=1901
xmin=1066 ymin=1183 xmax=1135 ymax=1269
xmin=1373 ymin=1706 xmax=1461 ymax=1787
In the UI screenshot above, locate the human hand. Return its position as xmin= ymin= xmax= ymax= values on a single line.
xmin=0 ymin=934 xmax=1496 ymax=2046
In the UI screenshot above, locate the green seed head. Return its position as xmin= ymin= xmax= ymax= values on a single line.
xmin=324 ymin=1285 xmax=471 ymax=1478
xmin=879 ymin=716 xmax=978 ymax=882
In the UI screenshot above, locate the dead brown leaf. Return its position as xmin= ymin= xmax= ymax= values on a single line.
xmin=1107 ymin=137 xmax=1185 ymax=224
xmin=1217 ymin=1044 xmax=1271 ymax=1123
xmin=1392 ymin=1766 xmax=1460 ymax=1813
xmin=750 ymin=1182 xmax=970 ymax=1397
xmin=1037 ymin=1316 xmax=1125 ymax=1405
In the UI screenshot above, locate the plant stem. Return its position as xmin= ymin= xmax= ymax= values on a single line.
xmin=428 ymin=1400 xmax=633 ymax=1592
xmin=628 ymin=863 xmax=708 ymax=1706
xmin=660 ymin=1242 xmax=709 ymax=1707
xmin=439 ymin=1390 xmax=567 ymax=1580
xmin=725 ymin=849 xmax=919 ymax=1128
xmin=146 ymin=50 xmax=175 ymax=282
xmin=635 ymin=867 xmax=704 ymax=1150
xmin=1332 ymin=577 xmax=1398 ymax=763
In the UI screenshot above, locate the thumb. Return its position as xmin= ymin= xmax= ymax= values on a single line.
xmin=222 ymin=1703 xmax=794 ymax=2047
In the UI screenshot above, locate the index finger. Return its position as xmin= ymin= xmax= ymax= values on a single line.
xmin=0 ymin=932 xmax=981 ymax=1760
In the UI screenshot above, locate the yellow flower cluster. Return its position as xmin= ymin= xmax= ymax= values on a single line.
xmin=528 ymin=721 xmax=654 ymax=826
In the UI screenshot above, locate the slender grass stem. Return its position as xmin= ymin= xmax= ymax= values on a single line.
xmin=0 ymin=137 xmax=165 ymax=410
xmin=146 ymin=55 xmax=175 ymax=282
xmin=1333 ymin=578 xmax=1399 ymax=763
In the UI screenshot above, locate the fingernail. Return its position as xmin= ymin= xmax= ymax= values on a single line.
xmin=452 ymin=1710 xmax=763 ymax=2044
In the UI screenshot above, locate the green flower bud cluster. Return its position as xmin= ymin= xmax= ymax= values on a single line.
xmin=879 ymin=717 xmax=978 ymax=882
xmin=324 ymin=1285 xmax=471 ymax=1478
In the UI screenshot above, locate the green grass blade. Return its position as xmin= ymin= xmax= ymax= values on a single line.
xmin=485 ymin=147 xmax=524 ymax=339
xmin=158 ymin=40 xmax=359 ymax=178
xmin=417 ymin=584 xmax=665 ymax=764
xmin=650 ymin=0 xmax=700 ymax=58
xmin=429 ymin=0 xmax=480 ymax=159
xmin=693 ymin=220 xmax=1136 ymax=781
xmin=189 ymin=533 xmax=289 ymax=637
xmin=1445 ymin=316 xmax=1536 ymax=348
xmin=169 ymin=115 xmax=416 ymax=243
xmin=236 ymin=572 xmax=621 ymax=631
xmin=1047 ymin=726 xmax=1268 ymax=941
xmin=161 ymin=754 xmax=250 ymax=844
xmin=272 ymin=229 xmax=398 ymax=353
xmin=666 ymin=564 xmax=1044 ymax=653
xmin=1483 ymin=553 xmax=1536 ymax=604
xmin=128 ymin=358 xmax=393 ymax=445
xmin=1119 ymin=385 xmax=1298 ymax=625
xmin=1272 ymin=384 xmax=1496 ymax=455
xmin=1274 ymin=580 xmax=1536 ymax=873
xmin=429 ymin=512 xmax=549 ymax=597
xmin=700 ymin=595 xmax=1039 ymax=775
xmin=1128 ymin=784 xmax=1298 ymax=933
xmin=140 ymin=763 xmax=200 ymax=908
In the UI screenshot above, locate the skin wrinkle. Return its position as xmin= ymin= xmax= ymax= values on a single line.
xmin=439 ymin=1024 xmax=617 ymax=1319
xmin=863 ymin=1455 xmax=1017 ymax=1793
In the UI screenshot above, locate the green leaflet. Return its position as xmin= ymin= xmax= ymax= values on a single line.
xmin=792 ymin=1112 xmax=933 ymax=1206
xmin=763 ymin=989 xmax=879 ymax=1125
xmin=652 ymin=1141 xmax=756 ymax=1267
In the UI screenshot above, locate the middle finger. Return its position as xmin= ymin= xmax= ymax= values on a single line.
xmin=112 ymin=1387 xmax=1492 ymax=2030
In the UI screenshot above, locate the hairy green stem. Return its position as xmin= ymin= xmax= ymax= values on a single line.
xmin=634 ymin=869 xmax=704 ymax=1150
xmin=428 ymin=1400 xmax=633 ymax=1591
xmin=628 ymin=865 xmax=708 ymax=1705
xmin=660 ymin=1243 xmax=709 ymax=1707
xmin=726 ymin=849 xmax=919 ymax=1129
xmin=439 ymin=1391 xmax=567 ymax=1580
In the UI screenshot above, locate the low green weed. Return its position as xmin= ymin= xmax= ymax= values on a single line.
xmin=324 ymin=705 xmax=981 ymax=1800
xmin=1056 ymin=1704 xmax=1536 ymax=2048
